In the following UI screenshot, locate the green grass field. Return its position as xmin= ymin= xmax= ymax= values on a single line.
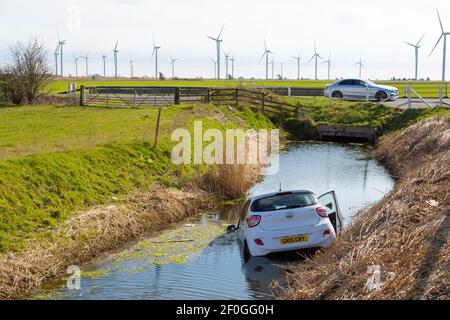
xmin=46 ymin=78 xmax=449 ymax=98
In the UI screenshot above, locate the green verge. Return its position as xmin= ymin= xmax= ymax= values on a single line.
xmin=0 ymin=104 xmax=275 ymax=253
xmin=46 ymin=79 xmax=448 ymax=98
xmin=277 ymin=98 xmax=450 ymax=140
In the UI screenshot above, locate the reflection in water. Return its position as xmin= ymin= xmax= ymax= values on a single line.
xmin=38 ymin=142 xmax=394 ymax=300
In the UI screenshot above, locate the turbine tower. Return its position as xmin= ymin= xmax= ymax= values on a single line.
xmin=74 ymin=55 xmax=80 ymax=77
xmin=429 ymin=8 xmax=449 ymax=81
xmin=230 ymin=54 xmax=235 ymax=79
xmin=223 ymin=50 xmax=231 ymax=79
xmin=207 ymin=24 xmax=225 ymax=79
xmin=292 ymin=53 xmax=302 ymax=80
xmin=322 ymin=53 xmax=332 ymax=80
xmin=404 ymin=34 xmax=425 ymax=80
xmin=102 ymin=55 xmax=107 ymax=77
xmin=170 ymin=55 xmax=178 ymax=78
xmin=57 ymin=32 xmax=66 ymax=77
xmin=130 ymin=59 xmax=134 ymax=78
xmin=113 ymin=41 xmax=119 ymax=78
xmin=54 ymin=44 xmax=60 ymax=76
xmin=308 ymin=43 xmax=322 ymax=80
xmin=151 ymin=37 xmax=161 ymax=79
xmin=81 ymin=52 xmax=89 ymax=77
xmin=354 ymin=57 xmax=364 ymax=79
xmin=211 ymin=59 xmax=217 ymax=79
xmin=259 ymin=39 xmax=273 ymax=80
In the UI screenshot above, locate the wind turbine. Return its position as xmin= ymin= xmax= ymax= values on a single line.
xmin=404 ymin=34 xmax=425 ymax=80
xmin=73 ymin=55 xmax=80 ymax=77
xmin=54 ymin=44 xmax=60 ymax=76
xmin=57 ymin=31 xmax=66 ymax=77
xmin=81 ymin=52 xmax=89 ymax=77
xmin=271 ymin=60 xmax=275 ymax=80
xmin=211 ymin=58 xmax=217 ymax=79
xmin=207 ymin=24 xmax=225 ymax=79
xmin=130 ymin=59 xmax=134 ymax=78
xmin=102 ymin=55 xmax=107 ymax=77
xmin=113 ymin=41 xmax=119 ymax=78
xmin=354 ymin=57 xmax=364 ymax=79
xmin=170 ymin=55 xmax=178 ymax=78
xmin=292 ymin=53 xmax=302 ymax=80
xmin=230 ymin=54 xmax=235 ymax=79
xmin=322 ymin=53 xmax=332 ymax=80
xmin=259 ymin=39 xmax=273 ymax=80
xmin=429 ymin=8 xmax=450 ymax=81
xmin=151 ymin=37 xmax=161 ymax=79
xmin=223 ymin=50 xmax=231 ymax=79
xmin=308 ymin=43 xmax=322 ymax=80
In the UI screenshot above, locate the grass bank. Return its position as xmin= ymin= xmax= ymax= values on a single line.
xmin=0 ymin=103 xmax=275 ymax=298
xmin=284 ymin=116 xmax=449 ymax=300
xmin=276 ymin=98 xmax=450 ymax=140
xmin=0 ymin=104 xmax=273 ymax=245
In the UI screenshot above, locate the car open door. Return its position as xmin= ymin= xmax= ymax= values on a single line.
xmin=318 ymin=191 xmax=343 ymax=234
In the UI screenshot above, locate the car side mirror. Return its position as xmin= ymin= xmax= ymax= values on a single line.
xmin=226 ymin=225 xmax=239 ymax=233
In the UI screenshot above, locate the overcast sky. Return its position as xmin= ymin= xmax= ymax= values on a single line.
xmin=1 ymin=0 xmax=449 ymax=80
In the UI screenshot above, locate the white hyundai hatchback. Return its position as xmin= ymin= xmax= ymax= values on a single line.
xmin=228 ymin=190 xmax=343 ymax=257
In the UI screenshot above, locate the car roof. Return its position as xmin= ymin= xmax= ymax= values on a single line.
xmin=249 ymin=190 xmax=315 ymax=202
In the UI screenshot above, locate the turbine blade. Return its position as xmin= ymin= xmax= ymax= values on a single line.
xmin=437 ymin=8 xmax=445 ymax=34
xmin=308 ymin=55 xmax=315 ymax=64
xmin=259 ymin=51 xmax=266 ymax=64
xmin=217 ymin=23 xmax=226 ymax=40
xmin=404 ymin=41 xmax=415 ymax=47
xmin=429 ymin=34 xmax=444 ymax=57
xmin=416 ymin=33 xmax=426 ymax=46
xmin=207 ymin=36 xmax=217 ymax=41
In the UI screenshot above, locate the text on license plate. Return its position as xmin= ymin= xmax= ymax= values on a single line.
xmin=279 ymin=235 xmax=308 ymax=245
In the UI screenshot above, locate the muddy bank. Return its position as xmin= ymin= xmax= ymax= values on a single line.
xmin=284 ymin=116 xmax=449 ymax=300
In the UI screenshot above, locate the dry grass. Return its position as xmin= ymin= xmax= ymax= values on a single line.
xmin=0 ymin=186 xmax=213 ymax=299
xmin=200 ymin=164 xmax=260 ymax=199
xmin=284 ymin=116 xmax=450 ymax=300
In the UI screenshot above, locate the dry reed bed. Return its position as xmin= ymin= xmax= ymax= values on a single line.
xmin=0 ymin=157 xmax=259 ymax=299
xmin=284 ymin=117 xmax=449 ymax=300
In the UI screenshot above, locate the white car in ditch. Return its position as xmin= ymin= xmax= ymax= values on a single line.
xmin=324 ymin=79 xmax=399 ymax=101
xmin=228 ymin=190 xmax=343 ymax=257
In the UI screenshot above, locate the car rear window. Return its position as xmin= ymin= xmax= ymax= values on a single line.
xmin=251 ymin=193 xmax=317 ymax=212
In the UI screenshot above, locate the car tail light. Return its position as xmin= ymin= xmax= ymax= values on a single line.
xmin=246 ymin=215 xmax=261 ymax=228
xmin=254 ymin=239 xmax=264 ymax=246
xmin=316 ymin=207 xmax=328 ymax=218
xmin=323 ymin=229 xmax=331 ymax=238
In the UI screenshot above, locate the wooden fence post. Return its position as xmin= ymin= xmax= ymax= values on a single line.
xmin=153 ymin=107 xmax=162 ymax=148
xmin=80 ymin=86 xmax=85 ymax=106
xmin=296 ymin=101 xmax=301 ymax=119
xmin=261 ymin=92 xmax=265 ymax=113
xmin=174 ymin=87 xmax=180 ymax=105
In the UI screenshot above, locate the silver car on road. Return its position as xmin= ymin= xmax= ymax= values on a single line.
xmin=324 ymin=79 xmax=399 ymax=101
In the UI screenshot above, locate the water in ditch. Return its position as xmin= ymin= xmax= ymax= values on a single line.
xmin=34 ymin=142 xmax=395 ymax=300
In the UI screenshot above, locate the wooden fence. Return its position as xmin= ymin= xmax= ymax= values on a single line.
xmin=80 ymin=86 xmax=303 ymax=117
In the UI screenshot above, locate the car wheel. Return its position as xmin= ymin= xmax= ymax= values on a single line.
xmin=331 ymin=91 xmax=343 ymax=99
xmin=242 ymin=240 xmax=250 ymax=262
xmin=375 ymin=91 xmax=387 ymax=101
